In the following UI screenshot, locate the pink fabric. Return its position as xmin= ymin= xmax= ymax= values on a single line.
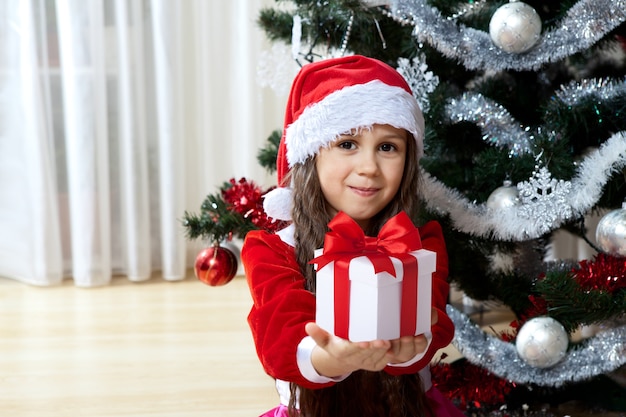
xmin=257 ymin=387 xmax=464 ymax=417
xmin=258 ymin=404 xmax=289 ymax=417
xmin=426 ymin=386 xmax=466 ymax=417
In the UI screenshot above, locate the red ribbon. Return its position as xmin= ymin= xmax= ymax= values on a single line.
xmin=310 ymin=211 xmax=423 ymax=339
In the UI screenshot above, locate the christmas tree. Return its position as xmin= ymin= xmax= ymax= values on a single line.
xmin=184 ymin=0 xmax=626 ymax=414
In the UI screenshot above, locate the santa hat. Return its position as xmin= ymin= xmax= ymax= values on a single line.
xmin=263 ymin=54 xmax=425 ymax=221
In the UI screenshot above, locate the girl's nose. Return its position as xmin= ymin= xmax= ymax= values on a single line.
xmin=356 ymin=149 xmax=379 ymax=175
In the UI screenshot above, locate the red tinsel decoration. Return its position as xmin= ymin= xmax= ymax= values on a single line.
xmin=221 ymin=178 xmax=282 ymax=233
xmin=575 ymin=252 xmax=626 ymax=294
xmin=524 ymin=294 xmax=548 ymax=318
xmin=498 ymin=326 xmax=517 ymax=343
xmin=431 ymin=358 xmax=515 ymax=411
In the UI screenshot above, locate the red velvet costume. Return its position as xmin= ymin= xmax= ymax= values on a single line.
xmin=242 ymin=220 xmax=454 ymax=390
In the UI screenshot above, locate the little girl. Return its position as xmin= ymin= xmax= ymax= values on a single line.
xmin=242 ymin=55 xmax=464 ymax=417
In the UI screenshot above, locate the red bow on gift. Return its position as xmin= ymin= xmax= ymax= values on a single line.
xmin=310 ymin=211 xmax=425 ymax=340
xmin=309 ymin=211 xmax=422 ymax=273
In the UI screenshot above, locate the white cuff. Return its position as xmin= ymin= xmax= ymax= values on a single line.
xmin=296 ymin=336 xmax=352 ymax=383
xmin=386 ymin=331 xmax=433 ymax=368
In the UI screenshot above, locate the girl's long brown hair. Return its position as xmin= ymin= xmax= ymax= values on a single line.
xmin=286 ymin=133 xmax=432 ymax=417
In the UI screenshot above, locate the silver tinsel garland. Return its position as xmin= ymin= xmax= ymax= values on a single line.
xmin=386 ymin=0 xmax=626 ymax=71
xmin=420 ymin=132 xmax=626 ymax=240
xmin=556 ymin=77 xmax=626 ymax=106
xmin=445 ymin=92 xmax=533 ymax=156
xmin=443 ymin=78 xmax=626 ymax=160
xmin=429 ymin=76 xmax=626 ymax=240
xmin=447 ymin=305 xmax=626 ymax=387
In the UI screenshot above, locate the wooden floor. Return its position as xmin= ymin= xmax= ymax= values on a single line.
xmin=2 ymin=273 xmax=623 ymax=417
xmin=0 ymin=274 xmax=277 ymax=417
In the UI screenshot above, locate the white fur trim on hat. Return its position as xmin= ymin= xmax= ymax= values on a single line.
xmin=263 ymin=187 xmax=294 ymax=221
xmin=285 ymin=80 xmax=424 ymax=168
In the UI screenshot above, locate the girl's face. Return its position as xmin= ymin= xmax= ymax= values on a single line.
xmin=315 ymin=124 xmax=407 ymax=230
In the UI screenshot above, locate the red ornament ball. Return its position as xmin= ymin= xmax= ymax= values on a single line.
xmin=194 ymin=246 xmax=238 ymax=286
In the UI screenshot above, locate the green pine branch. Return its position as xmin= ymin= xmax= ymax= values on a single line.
xmin=182 ymin=184 xmax=258 ymax=244
xmin=536 ymin=268 xmax=626 ymax=333
xmin=257 ymin=129 xmax=281 ymax=174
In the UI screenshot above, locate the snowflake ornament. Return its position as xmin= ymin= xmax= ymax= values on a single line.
xmin=396 ymin=55 xmax=439 ymax=113
xmin=257 ymin=43 xmax=301 ymax=96
xmin=517 ymin=166 xmax=573 ymax=235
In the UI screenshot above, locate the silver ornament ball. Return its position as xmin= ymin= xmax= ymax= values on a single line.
xmin=595 ymin=203 xmax=626 ymax=256
xmin=486 ymin=180 xmax=519 ymax=209
xmin=516 ymin=316 xmax=568 ymax=368
xmin=489 ymin=1 xmax=542 ymax=54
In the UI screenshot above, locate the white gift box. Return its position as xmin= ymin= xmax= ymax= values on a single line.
xmin=314 ymin=248 xmax=436 ymax=342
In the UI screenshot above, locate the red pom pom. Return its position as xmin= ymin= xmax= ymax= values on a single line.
xmin=221 ymin=178 xmax=285 ymax=233
xmin=194 ymin=246 xmax=238 ymax=286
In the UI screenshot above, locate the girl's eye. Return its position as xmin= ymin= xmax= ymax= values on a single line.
xmin=380 ymin=143 xmax=396 ymax=152
xmin=337 ymin=140 xmax=356 ymax=150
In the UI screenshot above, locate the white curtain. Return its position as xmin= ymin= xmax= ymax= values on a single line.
xmin=0 ymin=0 xmax=286 ymax=286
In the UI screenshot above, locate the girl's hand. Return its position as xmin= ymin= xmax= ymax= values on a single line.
xmin=305 ymin=322 xmax=392 ymax=378
xmin=306 ymin=308 xmax=439 ymax=377
xmin=387 ymin=308 xmax=438 ymax=364
xmin=386 ymin=334 xmax=429 ymax=364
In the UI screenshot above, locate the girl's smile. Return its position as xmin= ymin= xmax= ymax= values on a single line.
xmin=349 ymin=186 xmax=380 ymax=197
xmin=315 ymin=123 xmax=408 ymax=229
